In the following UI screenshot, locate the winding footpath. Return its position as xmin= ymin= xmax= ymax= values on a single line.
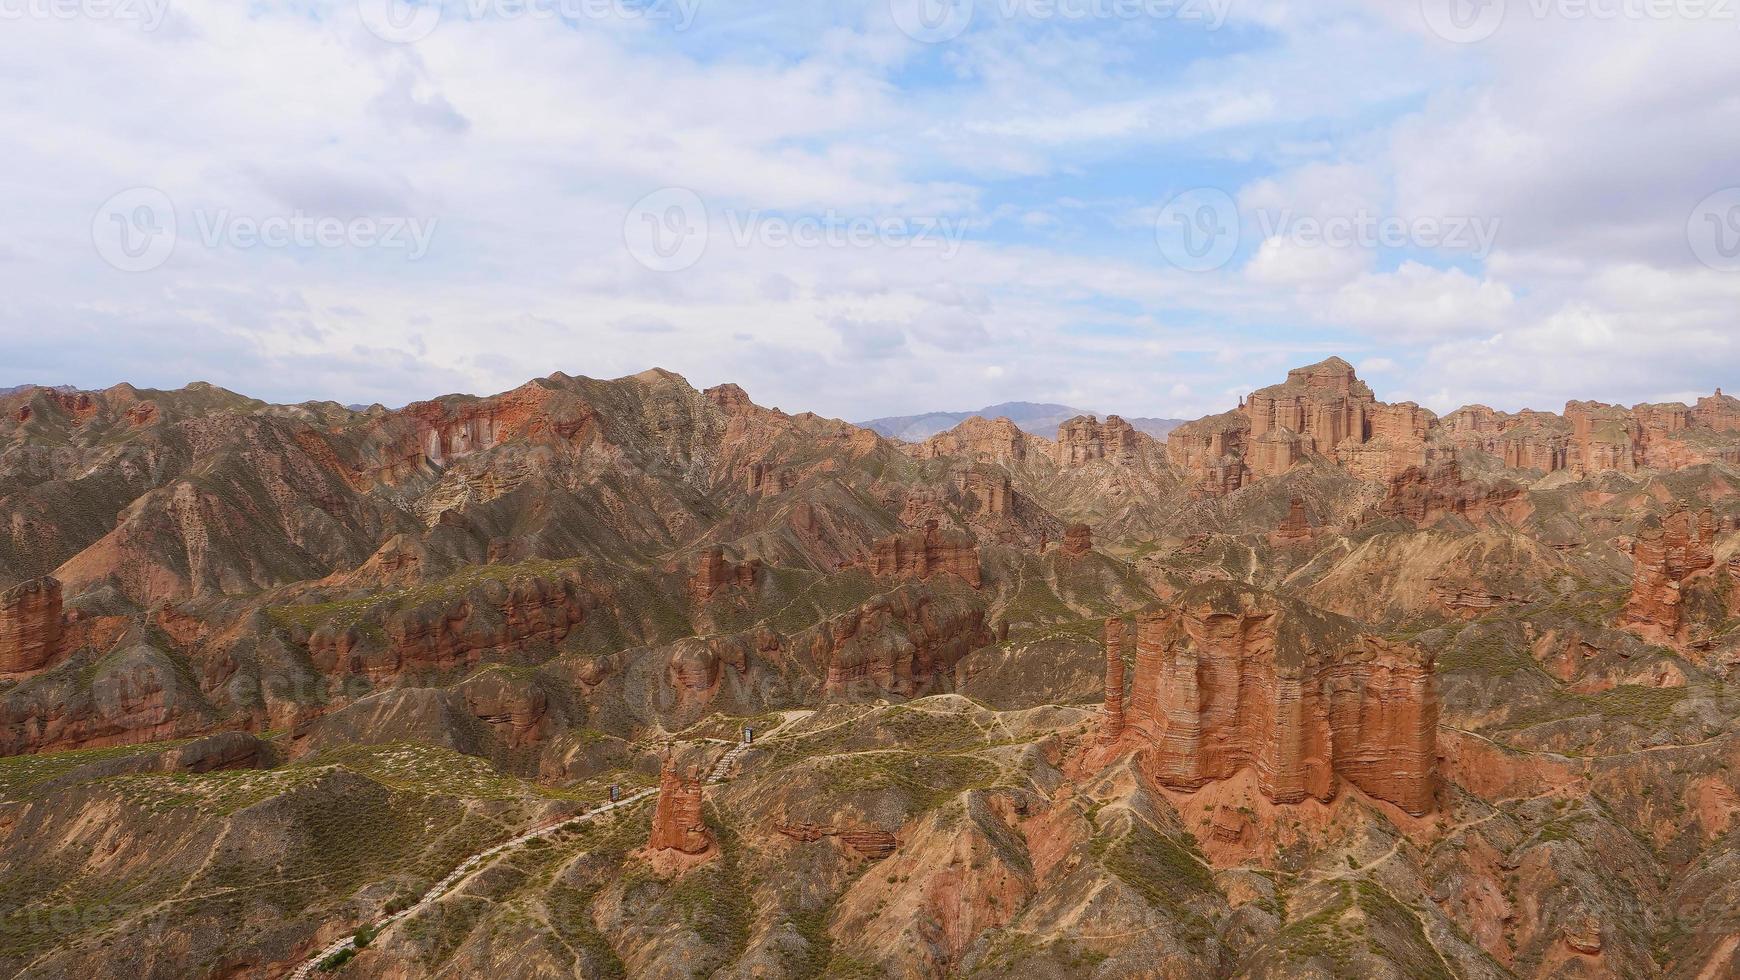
xmin=286 ymin=735 xmax=758 ymax=979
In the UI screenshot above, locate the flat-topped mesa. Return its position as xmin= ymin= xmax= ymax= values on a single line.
xmin=868 ymin=521 xmax=982 ymax=588
xmin=1056 ymin=415 xmax=1139 ymax=467
xmin=1100 ymin=617 xmax=1128 ymax=743
xmin=1565 ymin=401 xmax=1643 ymax=474
xmin=914 ymin=417 xmax=1028 ymax=464
xmin=1621 ymin=507 xmax=1717 ymax=642
xmin=648 ymin=754 xmax=715 ymax=855
xmin=690 ymin=546 xmax=761 ymax=601
xmin=1115 ymin=582 xmax=1438 ymax=816
xmin=1245 ymin=357 xmax=1374 ymax=454
xmin=1 ymin=576 xmax=63 ymax=676
xmin=1442 ymin=406 xmax=1573 ymax=473
xmin=1061 ymin=523 xmax=1094 ymax=558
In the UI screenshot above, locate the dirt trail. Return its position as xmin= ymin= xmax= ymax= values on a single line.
xmin=283 ymin=724 xmax=775 ymax=979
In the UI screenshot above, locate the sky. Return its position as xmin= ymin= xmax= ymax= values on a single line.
xmin=4 ymin=0 xmax=1740 ymax=423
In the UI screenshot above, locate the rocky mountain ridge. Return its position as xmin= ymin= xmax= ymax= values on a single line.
xmin=5 ymin=359 xmax=1740 ymax=979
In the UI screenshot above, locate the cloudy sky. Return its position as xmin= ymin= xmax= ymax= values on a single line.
xmin=5 ymin=0 xmax=1739 ymax=422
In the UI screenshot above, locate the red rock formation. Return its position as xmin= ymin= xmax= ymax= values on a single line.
xmin=1 ymin=577 xmax=63 ymax=676
xmin=1565 ymin=401 xmax=1642 ymax=474
xmin=1055 ymin=415 xmax=1138 ymax=467
xmin=704 ymin=382 xmax=755 ymax=415
xmin=690 ymin=547 xmax=760 ymax=600
xmin=459 ymin=671 xmax=551 ymax=748
xmin=1100 ymin=617 xmax=1127 ymax=743
xmin=1378 ymin=461 xmax=1524 ymax=527
xmin=648 ymin=755 xmax=714 ymax=855
xmin=303 ymin=574 xmax=593 ymax=678
xmin=1060 ymin=524 xmax=1093 ymax=558
xmin=1620 ymin=507 xmax=1717 ymax=643
xmin=868 ymin=521 xmax=981 ymax=589
xmin=956 ymin=470 xmax=1015 ymax=520
xmin=1165 ymin=411 xmax=1249 ymax=497
xmin=818 ymin=589 xmax=991 ymax=698
xmin=1115 ymin=583 xmax=1437 ymax=816
xmin=1694 ymin=389 xmax=1740 ymax=432
xmin=666 ymin=636 xmax=751 ymax=710
xmin=775 ymin=821 xmax=899 ymax=859
xmin=1269 ymin=498 xmax=1314 ymax=545
xmin=747 ymin=462 xmax=795 ymax=495
xmin=914 ymin=417 xmax=1028 ymax=464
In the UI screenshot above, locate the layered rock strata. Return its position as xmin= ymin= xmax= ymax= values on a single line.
xmin=867 ymin=521 xmax=982 ymax=588
xmin=0 ymin=577 xmax=63 ymax=676
xmin=648 ymin=755 xmax=714 ymax=855
xmin=1113 ymin=583 xmax=1438 ymax=815
xmin=1620 ymin=507 xmax=1717 ymax=642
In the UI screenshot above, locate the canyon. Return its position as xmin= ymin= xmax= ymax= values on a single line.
xmin=4 ymin=359 xmax=1740 ymax=980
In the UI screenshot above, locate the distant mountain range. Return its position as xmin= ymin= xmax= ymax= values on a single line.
xmin=858 ymin=401 xmax=1184 ymax=442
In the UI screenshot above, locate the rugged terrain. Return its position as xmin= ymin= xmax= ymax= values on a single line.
xmin=5 ymin=359 xmax=1740 ymax=979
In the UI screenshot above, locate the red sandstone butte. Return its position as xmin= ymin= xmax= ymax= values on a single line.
xmin=1110 ymin=582 xmax=1438 ymax=816
xmin=648 ymin=754 xmax=714 ymax=856
xmin=1 ymin=576 xmax=63 ymax=676
xmin=1621 ymin=507 xmax=1717 ymax=643
xmin=1060 ymin=524 xmax=1094 ymax=558
xmin=868 ymin=521 xmax=982 ymax=589
xmin=1055 ymin=415 xmax=1139 ymax=467
xmin=690 ymin=546 xmax=761 ymax=600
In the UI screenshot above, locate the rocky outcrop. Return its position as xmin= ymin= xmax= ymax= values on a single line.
xmin=690 ymin=547 xmax=761 ymax=600
xmin=1100 ymin=616 xmax=1127 ymax=742
xmin=775 ymin=821 xmax=899 ymax=859
xmin=1055 ymin=415 xmax=1138 ymax=467
xmin=955 ymin=470 xmax=1015 ymax=520
xmin=1378 ymin=460 xmax=1524 ymax=527
xmin=1620 ymin=507 xmax=1717 ymax=643
xmin=302 ymin=573 xmax=594 ymax=679
xmin=1060 ymin=524 xmax=1093 ymax=558
xmin=1165 ymin=410 xmax=1249 ymax=496
xmin=1694 ymin=389 xmax=1740 ymax=431
xmin=817 ymin=589 xmax=992 ymax=699
xmin=0 ymin=577 xmax=63 ymax=676
xmin=1269 ymin=498 xmax=1314 ymax=545
xmin=1113 ymin=583 xmax=1437 ymax=815
xmin=868 ymin=521 xmax=981 ymax=589
xmin=1565 ymin=401 xmax=1642 ymax=474
xmin=914 ymin=417 xmax=1028 ymax=464
xmin=648 ymin=754 xmax=714 ymax=855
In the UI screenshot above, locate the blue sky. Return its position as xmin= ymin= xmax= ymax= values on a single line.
xmin=4 ymin=0 xmax=1739 ymax=422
